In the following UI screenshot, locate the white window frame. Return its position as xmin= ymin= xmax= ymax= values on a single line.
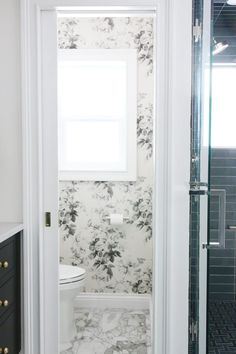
xmin=58 ymin=48 xmax=137 ymax=181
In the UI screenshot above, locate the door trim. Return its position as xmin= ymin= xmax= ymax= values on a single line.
xmin=20 ymin=1 xmax=39 ymax=353
xmin=20 ymin=0 xmax=192 ymax=353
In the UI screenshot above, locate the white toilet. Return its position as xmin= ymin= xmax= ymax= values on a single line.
xmin=59 ymin=264 xmax=86 ymax=351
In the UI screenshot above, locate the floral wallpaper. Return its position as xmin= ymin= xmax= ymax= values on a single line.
xmin=58 ymin=17 xmax=154 ymax=294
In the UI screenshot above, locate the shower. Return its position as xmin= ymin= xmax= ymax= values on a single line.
xmin=189 ymin=0 xmax=236 ymax=353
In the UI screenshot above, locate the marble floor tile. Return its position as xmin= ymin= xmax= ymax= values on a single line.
xmin=61 ymin=307 xmax=151 ymax=354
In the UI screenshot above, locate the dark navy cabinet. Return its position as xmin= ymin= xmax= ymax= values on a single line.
xmin=0 ymin=234 xmax=21 ymax=354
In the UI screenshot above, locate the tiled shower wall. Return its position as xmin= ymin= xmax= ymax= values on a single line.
xmin=209 ymin=148 xmax=236 ymax=301
xmin=58 ymin=17 xmax=154 ymax=294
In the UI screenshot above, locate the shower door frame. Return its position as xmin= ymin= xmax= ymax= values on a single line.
xmin=21 ymin=0 xmax=192 ymax=353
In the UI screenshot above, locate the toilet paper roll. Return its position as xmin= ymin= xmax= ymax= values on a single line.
xmin=110 ymin=214 xmax=124 ymax=225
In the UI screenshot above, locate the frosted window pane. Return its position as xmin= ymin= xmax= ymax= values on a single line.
xmin=57 ymin=49 xmax=137 ymax=180
xmin=60 ymin=121 xmax=127 ymax=171
xmin=211 ymin=66 xmax=236 ymax=147
xmin=58 ymin=60 xmax=127 ymax=119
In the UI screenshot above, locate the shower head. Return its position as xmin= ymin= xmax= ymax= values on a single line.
xmin=213 ymin=39 xmax=229 ymax=55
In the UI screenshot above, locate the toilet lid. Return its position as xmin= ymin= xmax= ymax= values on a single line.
xmin=59 ymin=264 xmax=86 ymax=284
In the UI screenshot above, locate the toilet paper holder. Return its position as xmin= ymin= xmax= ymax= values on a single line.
xmin=104 ymin=215 xmax=129 ymax=221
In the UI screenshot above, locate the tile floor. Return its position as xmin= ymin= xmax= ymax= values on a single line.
xmin=61 ymin=307 xmax=151 ymax=354
xmin=208 ymin=301 xmax=236 ymax=354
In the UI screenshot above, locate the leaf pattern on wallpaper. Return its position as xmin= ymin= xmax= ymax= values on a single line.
xmin=58 ymin=17 xmax=154 ymax=294
xmin=128 ymin=186 xmax=152 ymax=242
xmin=59 ymin=179 xmax=153 ymax=293
xmin=59 ymin=182 xmax=84 ymax=240
xmin=58 ymin=19 xmax=84 ymax=49
xmin=104 ymin=258 xmax=153 ymax=294
xmin=132 ymin=21 xmax=153 ymax=75
xmin=70 ymin=233 xmax=90 ymax=268
xmin=123 ymin=258 xmax=152 ymax=294
xmin=93 ymin=17 xmax=115 ymax=33
xmin=88 ymin=221 xmax=124 ymax=279
xmin=137 ymin=97 xmax=153 ymax=160
xmin=93 ymin=181 xmax=115 ymax=200
xmin=58 ymin=16 xmax=153 ymax=77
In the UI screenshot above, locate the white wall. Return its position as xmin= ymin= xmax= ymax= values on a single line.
xmin=0 ymin=0 xmax=22 ymax=222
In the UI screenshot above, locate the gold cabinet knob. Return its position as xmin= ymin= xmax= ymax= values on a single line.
xmin=0 ymin=261 xmax=9 ymax=269
xmin=0 ymin=300 xmax=9 ymax=307
xmin=3 ymin=262 xmax=8 ymax=269
xmin=3 ymin=348 xmax=9 ymax=354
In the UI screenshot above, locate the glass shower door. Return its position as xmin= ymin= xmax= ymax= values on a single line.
xmin=189 ymin=0 xmax=212 ymax=353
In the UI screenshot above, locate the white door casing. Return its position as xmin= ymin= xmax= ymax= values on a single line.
xmin=21 ymin=1 xmax=192 ymax=354
xmin=40 ymin=10 xmax=59 ymax=354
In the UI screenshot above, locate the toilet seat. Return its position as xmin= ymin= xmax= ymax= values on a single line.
xmin=59 ymin=264 xmax=86 ymax=285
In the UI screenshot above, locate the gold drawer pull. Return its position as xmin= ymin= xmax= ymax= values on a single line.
xmin=0 ymin=348 xmax=9 ymax=354
xmin=0 ymin=300 xmax=9 ymax=307
xmin=0 ymin=262 xmax=9 ymax=269
xmin=3 ymin=262 xmax=8 ymax=269
xmin=3 ymin=300 xmax=8 ymax=307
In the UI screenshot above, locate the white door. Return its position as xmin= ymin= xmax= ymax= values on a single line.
xmin=40 ymin=10 xmax=59 ymax=354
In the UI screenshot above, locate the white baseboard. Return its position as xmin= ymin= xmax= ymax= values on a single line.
xmin=75 ymin=293 xmax=151 ymax=310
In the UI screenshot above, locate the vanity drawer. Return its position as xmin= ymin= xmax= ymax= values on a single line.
xmin=0 ymin=310 xmax=20 ymax=354
xmin=0 ymin=277 xmax=16 ymax=317
xmin=0 ymin=231 xmax=21 ymax=354
xmin=0 ymin=237 xmax=18 ymax=282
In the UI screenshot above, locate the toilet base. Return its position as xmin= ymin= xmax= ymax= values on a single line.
xmin=60 ymin=289 xmax=77 ymax=350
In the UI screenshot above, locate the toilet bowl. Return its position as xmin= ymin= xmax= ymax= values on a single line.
xmin=59 ymin=264 xmax=86 ymax=351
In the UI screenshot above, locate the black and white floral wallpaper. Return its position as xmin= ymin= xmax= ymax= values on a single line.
xmin=58 ymin=17 xmax=154 ymax=294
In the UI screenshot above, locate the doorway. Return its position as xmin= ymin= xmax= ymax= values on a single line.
xmin=43 ymin=8 xmax=156 ymax=354
xmin=21 ymin=1 xmax=193 ymax=353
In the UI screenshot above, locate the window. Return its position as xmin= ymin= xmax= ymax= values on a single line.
xmin=58 ymin=49 xmax=137 ymax=181
xmin=211 ymin=65 xmax=236 ymax=148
